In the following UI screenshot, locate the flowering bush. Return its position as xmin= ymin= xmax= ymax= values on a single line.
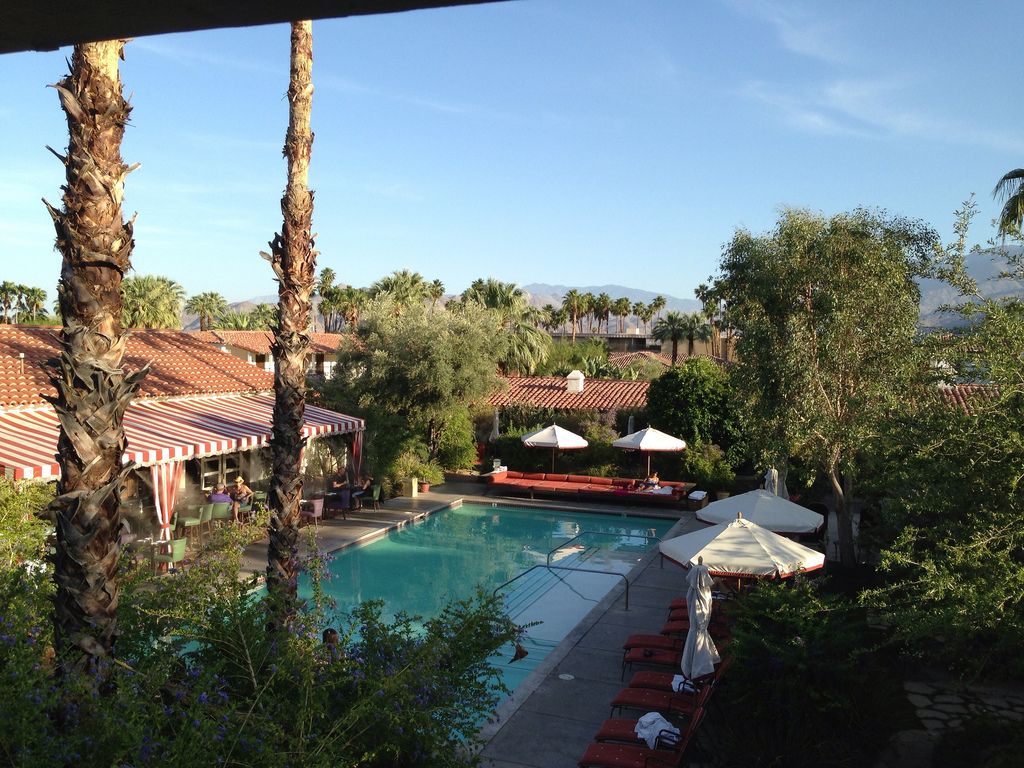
xmin=0 ymin=516 xmax=521 ymax=767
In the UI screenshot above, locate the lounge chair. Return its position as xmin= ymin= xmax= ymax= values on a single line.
xmin=627 ymin=657 xmax=731 ymax=692
xmin=609 ymin=677 xmax=712 ymax=719
xmin=592 ymin=705 xmax=703 ymax=747
xmin=622 ymin=637 xmax=731 ymax=678
xmin=578 ymin=708 xmax=705 ymax=767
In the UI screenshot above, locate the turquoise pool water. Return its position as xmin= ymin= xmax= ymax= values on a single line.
xmin=299 ymin=502 xmax=674 ymax=693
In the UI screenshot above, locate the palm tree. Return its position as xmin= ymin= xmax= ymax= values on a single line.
xmin=593 ymin=292 xmax=612 ymax=334
xmin=561 ymin=289 xmax=584 ymax=343
xmin=632 ymin=300 xmax=646 ymax=333
xmin=215 ymin=308 xmax=258 ymax=330
xmin=42 ymin=39 xmax=144 ymax=679
xmin=369 ymin=269 xmax=428 ymax=309
xmin=263 ymin=20 xmax=316 ymax=608
xmin=638 ymin=302 xmax=655 ymax=335
xmin=994 ymin=168 xmax=1024 ymax=236
xmin=652 ymin=311 xmax=688 ymax=364
xmin=580 ymin=292 xmax=596 ymax=332
xmin=462 ymin=278 xmax=550 ymax=374
xmin=613 ymin=297 xmax=632 ymax=333
xmin=185 ymin=291 xmax=229 ymax=331
xmin=21 ymin=287 xmax=47 ymax=322
xmin=335 ymin=285 xmax=365 ymax=330
xmin=0 ymin=282 xmax=16 ymax=323
xmin=122 ymin=274 xmax=184 ymax=328
xmin=12 ymin=284 xmax=31 ymax=323
xmin=650 ymin=295 xmax=667 ymax=323
xmin=315 ymin=267 xmax=336 ymax=331
xmin=428 ymin=278 xmax=445 ymax=311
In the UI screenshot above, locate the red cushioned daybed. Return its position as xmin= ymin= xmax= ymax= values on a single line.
xmin=487 ymin=470 xmax=694 ymax=506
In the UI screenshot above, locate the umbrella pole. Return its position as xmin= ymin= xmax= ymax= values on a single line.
xmin=551 ymin=448 xmax=556 ymax=473
xmin=646 ymin=453 xmax=651 ymax=477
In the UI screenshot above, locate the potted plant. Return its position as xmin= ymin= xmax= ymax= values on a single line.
xmin=416 ymin=462 xmax=444 ymax=493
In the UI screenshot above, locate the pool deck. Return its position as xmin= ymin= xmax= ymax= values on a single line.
xmin=240 ymin=479 xmax=701 ymax=767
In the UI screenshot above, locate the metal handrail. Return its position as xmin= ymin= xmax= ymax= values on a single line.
xmin=492 ymin=564 xmax=631 ymax=610
xmin=546 ymin=530 xmax=663 ymax=566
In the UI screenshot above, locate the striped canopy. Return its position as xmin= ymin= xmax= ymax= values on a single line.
xmin=0 ymin=392 xmax=363 ymax=481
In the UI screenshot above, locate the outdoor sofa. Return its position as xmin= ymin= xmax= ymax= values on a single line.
xmin=486 ymin=470 xmax=695 ymax=506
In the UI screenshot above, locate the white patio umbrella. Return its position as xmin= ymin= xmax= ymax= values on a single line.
xmin=612 ymin=427 xmax=687 ymax=476
xmin=696 ymin=489 xmax=824 ymax=534
xmin=680 ymin=557 xmax=720 ymax=680
xmin=659 ymin=515 xmax=825 ymax=578
xmin=520 ymin=424 xmax=588 ymax=472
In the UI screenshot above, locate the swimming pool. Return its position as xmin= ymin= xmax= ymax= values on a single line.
xmin=298 ymin=502 xmax=675 ymax=693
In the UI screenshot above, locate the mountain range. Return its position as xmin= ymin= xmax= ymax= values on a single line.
xmin=194 ymin=253 xmax=1020 ymax=332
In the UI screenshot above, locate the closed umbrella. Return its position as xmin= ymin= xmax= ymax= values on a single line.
xmin=612 ymin=427 xmax=687 ymax=476
xmin=520 ymin=424 xmax=588 ymax=472
xmin=680 ymin=557 xmax=720 ymax=680
xmin=659 ymin=515 xmax=825 ymax=579
xmin=696 ymin=489 xmax=824 ymax=534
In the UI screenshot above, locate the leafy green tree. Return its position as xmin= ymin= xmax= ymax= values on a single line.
xmin=863 ymin=249 xmax=1024 ymax=675
xmin=122 ymin=274 xmax=184 ymax=328
xmin=647 ymin=357 xmax=738 ymax=453
xmin=184 ymin=291 xmax=229 ymax=331
xmin=326 ymin=297 xmax=503 ymax=465
xmin=535 ymin=338 xmax=608 ymax=376
xmin=994 ymin=167 xmax=1024 ymax=236
xmin=710 ymin=207 xmax=940 ymax=565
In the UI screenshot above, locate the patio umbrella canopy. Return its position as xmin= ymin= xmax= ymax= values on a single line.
xmin=680 ymin=559 xmax=720 ymax=680
xmin=612 ymin=427 xmax=687 ymax=476
xmin=659 ymin=516 xmax=825 ymax=578
xmin=520 ymin=424 xmax=588 ymax=472
xmin=696 ymin=489 xmax=824 ymax=534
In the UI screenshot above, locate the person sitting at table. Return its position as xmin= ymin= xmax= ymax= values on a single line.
xmin=350 ymin=475 xmax=373 ymax=510
xmin=641 ymin=472 xmax=660 ymax=490
xmin=207 ymin=483 xmax=233 ymax=504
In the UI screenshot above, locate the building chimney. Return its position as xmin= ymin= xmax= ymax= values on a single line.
xmin=18 ymin=352 xmax=24 ymax=375
xmin=566 ymin=369 xmax=585 ymax=394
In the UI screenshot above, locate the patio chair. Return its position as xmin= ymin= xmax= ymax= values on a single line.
xmin=579 ymin=708 xmax=705 ymax=767
xmin=609 ymin=676 xmax=713 ymax=719
xmin=627 ymin=657 xmax=731 ymax=693
xmin=177 ymin=505 xmax=203 ymax=542
xmin=370 ymin=483 xmax=382 ymax=510
xmin=153 ymin=538 xmax=188 ymax=573
xmin=210 ymin=501 xmax=233 ymax=526
xmin=300 ymin=498 xmax=324 ymax=528
xmin=198 ymin=503 xmax=214 ymax=542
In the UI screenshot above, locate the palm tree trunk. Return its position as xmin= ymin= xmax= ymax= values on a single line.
xmin=43 ymin=40 xmax=146 ymax=680
xmin=264 ymin=20 xmax=316 ymax=611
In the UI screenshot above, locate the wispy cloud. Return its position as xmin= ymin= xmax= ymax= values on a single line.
xmin=722 ymin=0 xmax=849 ymax=64
xmin=317 ymin=73 xmax=510 ymax=121
xmin=130 ymin=38 xmax=278 ymax=76
xmin=744 ymin=77 xmax=1024 ymax=155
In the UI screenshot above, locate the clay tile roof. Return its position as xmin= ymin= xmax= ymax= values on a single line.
xmin=607 ymin=351 xmax=673 ymax=369
xmin=0 ymin=325 xmax=273 ymax=409
xmin=188 ymin=330 xmax=345 ymax=356
xmin=937 ymin=383 xmax=1000 ymax=416
xmin=489 ymin=376 xmax=649 ymax=412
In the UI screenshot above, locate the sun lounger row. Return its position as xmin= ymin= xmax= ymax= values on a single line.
xmin=575 ymin=597 xmax=733 ymax=767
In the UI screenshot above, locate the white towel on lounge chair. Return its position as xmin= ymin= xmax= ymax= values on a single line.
xmin=651 ymin=485 xmax=674 ymax=495
xmin=671 ymin=674 xmax=698 ymax=693
xmin=634 ymin=712 xmax=679 ymax=749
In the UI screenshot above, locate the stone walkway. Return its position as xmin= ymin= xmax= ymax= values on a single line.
xmin=874 ymin=680 xmax=1024 ymax=767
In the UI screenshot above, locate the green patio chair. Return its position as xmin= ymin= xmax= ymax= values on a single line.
xmin=210 ymin=501 xmax=232 ymax=526
xmin=370 ymin=483 xmax=382 ymax=511
xmin=153 ymin=538 xmax=187 ymax=573
xmin=177 ymin=505 xmax=203 ymax=542
xmin=198 ymin=503 xmax=214 ymax=541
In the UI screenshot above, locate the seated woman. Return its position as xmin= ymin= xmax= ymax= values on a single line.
xmin=641 ymin=472 xmax=660 ymax=490
xmin=230 ymin=476 xmax=255 ymax=520
xmin=350 ymin=475 xmax=373 ymax=510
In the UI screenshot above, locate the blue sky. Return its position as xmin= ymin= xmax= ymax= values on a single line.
xmin=0 ymin=0 xmax=1020 ymax=304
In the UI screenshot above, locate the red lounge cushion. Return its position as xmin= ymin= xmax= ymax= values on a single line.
xmin=591 ymin=477 xmax=614 ymax=486
xmin=506 ymin=471 xmax=523 ymax=479
xmin=550 ymin=483 xmax=580 ymax=492
xmin=522 ymin=472 xmax=546 ymax=481
xmin=566 ymin=474 xmax=591 ymax=484
xmin=611 ymin=479 xmax=632 ymax=488
xmin=544 ymin=473 xmax=569 ymax=482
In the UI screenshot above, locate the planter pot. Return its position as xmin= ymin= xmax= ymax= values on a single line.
xmin=419 ymin=483 xmax=431 ymax=493
xmin=714 ymin=490 xmax=731 ymax=500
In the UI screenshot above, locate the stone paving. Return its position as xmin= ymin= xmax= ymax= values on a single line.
xmin=874 ymin=680 xmax=1024 ymax=768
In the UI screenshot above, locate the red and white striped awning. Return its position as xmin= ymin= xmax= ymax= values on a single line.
xmin=0 ymin=393 xmax=363 ymax=481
